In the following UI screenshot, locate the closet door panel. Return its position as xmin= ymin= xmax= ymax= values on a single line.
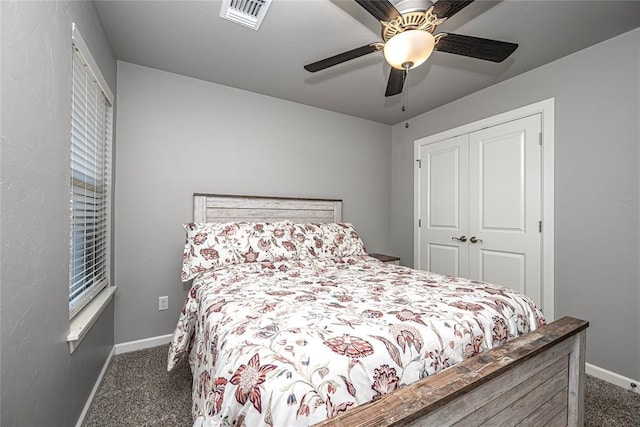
xmin=480 ymin=250 xmax=526 ymax=295
xmin=418 ymin=135 xmax=469 ymax=279
xmin=427 ymin=244 xmax=461 ymax=277
xmin=469 ymin=115 xmax=541 ymax=306
xmin=479 ymin=134 xmax=525 ymax=231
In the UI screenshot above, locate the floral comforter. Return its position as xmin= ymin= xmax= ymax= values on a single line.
xmin=168 ymin=256 xmax=545 ymax=427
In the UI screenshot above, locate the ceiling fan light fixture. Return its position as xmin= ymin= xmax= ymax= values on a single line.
xmin=383 ymin=30 xmax=435 ymax=70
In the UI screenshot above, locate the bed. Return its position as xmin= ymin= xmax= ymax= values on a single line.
xmin=168 ymin=193 xmax=588 ymax=427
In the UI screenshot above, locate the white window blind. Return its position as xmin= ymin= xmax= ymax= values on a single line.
xmin=69 ymin=28 xmax=113 ymax=319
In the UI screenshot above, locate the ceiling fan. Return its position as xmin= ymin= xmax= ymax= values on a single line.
xmin=304 ymin=0 xmax=518 ymax=97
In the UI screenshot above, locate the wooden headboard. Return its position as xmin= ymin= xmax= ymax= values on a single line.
xmin=193 ymin=193 xmax=342 ymax=223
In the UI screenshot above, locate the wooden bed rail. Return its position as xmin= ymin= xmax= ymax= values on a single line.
xmin=317 ymin=316 xmax=588 ymax=427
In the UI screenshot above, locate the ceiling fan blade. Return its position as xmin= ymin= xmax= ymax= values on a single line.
xmin=355 ymin=0 xmax=401 ymax=22
xmin=385 ymin=68 xmax=406 ymax=97
xmin=304 ymin=44 xmax=382 ymax=72
xmin=431 ymin=0 xmax=474 ymax=19
xmin=435 ymin=33 xmax=518 ymax=62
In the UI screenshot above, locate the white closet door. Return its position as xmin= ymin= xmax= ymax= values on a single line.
xmin=468 ymin=115 xmax=542 ymax=305
xmin=418 ymin=135 xmax=469 ymax=278
xmin=416 ymin=114 xmax=542 ymax=307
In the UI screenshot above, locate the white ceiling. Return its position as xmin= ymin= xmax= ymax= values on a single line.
xmin=95 ymin=0 xmax=640 ymax=125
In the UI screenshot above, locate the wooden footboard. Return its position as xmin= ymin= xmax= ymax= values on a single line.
xmin=317 ymin=316 xmax=588 ymax=427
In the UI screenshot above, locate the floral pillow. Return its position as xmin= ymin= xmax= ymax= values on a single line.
xmin=181 ymin=222 xmax=241 ymax=282
xmin=294 ymin=222 xmax=367 ymax=258
xmin=225 ymin=222 xmax=299 ymax=263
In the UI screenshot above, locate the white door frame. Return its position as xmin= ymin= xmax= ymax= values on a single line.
xmin=414 ymin=98 xmax=555 ymax=321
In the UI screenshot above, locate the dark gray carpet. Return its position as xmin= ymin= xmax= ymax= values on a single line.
xmin=585 ymin=375 xmax=640 ymax=426
xmin=85 ymin=344 xmax=640 ymax=426
xmin=84 ymin=345 xmax=192 ymax=426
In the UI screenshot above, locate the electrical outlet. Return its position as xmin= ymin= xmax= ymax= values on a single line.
xmin=158 ymin=296 xmax=169 ymax=311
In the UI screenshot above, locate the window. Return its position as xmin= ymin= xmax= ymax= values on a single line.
xmin=69 ymin=25 xmax=114 ymax=318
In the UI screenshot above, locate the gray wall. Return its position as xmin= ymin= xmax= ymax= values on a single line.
xmin=113 ymin=62 xmax=391 ymax=343
xmin=1 ymin=1 xmax=116 ymax=426
xmin=390 ymin=28 xmax=640 ymax=380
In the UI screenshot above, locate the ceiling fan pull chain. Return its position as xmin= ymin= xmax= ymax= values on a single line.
xmin=402 ymin=68 xmax=408 ymax=112
xmin=403 ymin=68 xmax=410 ymax=128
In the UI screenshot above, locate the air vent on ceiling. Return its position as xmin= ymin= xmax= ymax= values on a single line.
xmin=219 ymin=0 xmax=272 ymax=31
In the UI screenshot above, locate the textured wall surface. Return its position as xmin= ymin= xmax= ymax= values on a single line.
xmin=113 ymin=61 xmax=392 ymax=344
xmin=390 ymin=28 xmax=640 ymax=381
xmin=1 ymin=2 xmax=116 ymax=425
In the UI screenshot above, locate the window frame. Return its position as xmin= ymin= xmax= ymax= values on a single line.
xmin=68 ymin=23 xmax=114 ymax=320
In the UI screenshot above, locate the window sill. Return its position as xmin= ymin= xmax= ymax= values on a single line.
xmin=67 ymin=286 xmax=116 ymax=354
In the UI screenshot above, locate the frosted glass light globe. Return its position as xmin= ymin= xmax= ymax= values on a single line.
xmin=383 ymin=30 xmax=435 ymax=70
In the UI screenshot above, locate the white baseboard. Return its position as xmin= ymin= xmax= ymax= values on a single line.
xmin=586 ymin=363 xmax=639 ymax=394
xmin=75 ymin=346 xmax=115 ymax=427
xmin=114 ymin=333 xmax=173 ymax=355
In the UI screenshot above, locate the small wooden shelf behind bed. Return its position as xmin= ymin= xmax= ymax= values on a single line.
xmin=193 ymin=193 xmax=588 ymax=427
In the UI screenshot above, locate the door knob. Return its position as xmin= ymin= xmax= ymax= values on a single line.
xmin=470 ymin=236 xmax=483 ymax=243
xmin=451 ymin=235 xmax=467 ymax=242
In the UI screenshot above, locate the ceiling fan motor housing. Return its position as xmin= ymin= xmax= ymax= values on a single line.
xmin=382 ymin=0 xmax=440 ymax=41
xmin=392 ymin=0 xmax=434 ymax=14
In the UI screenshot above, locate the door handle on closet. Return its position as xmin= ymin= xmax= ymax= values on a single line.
xmin=451 ymin=235 xmax=467 ymax=242
xmin=469 ymin=236 xmax=483 ymax=243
